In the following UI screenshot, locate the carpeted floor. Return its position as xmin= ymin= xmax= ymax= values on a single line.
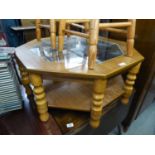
xmin=110 ymin=102 xmax=155 ymax=135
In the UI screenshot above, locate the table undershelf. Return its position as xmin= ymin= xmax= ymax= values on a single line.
xmin=43 ymin=75 xmax=124 ymax=112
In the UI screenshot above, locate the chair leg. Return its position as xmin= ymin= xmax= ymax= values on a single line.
xmin=35 ymin=19 xmax=41 ymax=41
xmin=88 ymin=19 xmax=99 ymax=70
xmin=58 ymin=20 xmax=66 ymax=52
xmin=29 ymin=73 xmax=49 ymax=122
xmin=90 ymin=79 xmax=107 ymax=128
xmin=127 ymin=19 xmax=136 ymax=57
xmin=121 ymin=63 xmax=141 ymax=105
xmin=84 ymin=22 xmax=89 ymax=34
xmin=66 ymin=24 xmax=71 ymax=37
xmin=50 ymin=19 xmax=56 ymax=50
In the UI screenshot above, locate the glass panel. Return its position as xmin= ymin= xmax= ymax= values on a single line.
xmin=30 ymin=36 xmax=124 ymax=65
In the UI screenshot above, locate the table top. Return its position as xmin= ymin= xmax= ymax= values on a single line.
xmin=15 ymin=36 xmax=144 ymax=79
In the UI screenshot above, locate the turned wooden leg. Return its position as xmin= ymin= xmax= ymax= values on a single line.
xmin=50 ymin=19 xmax=56 ymax=50
xmin=88 ymin=19 xmax=99 ymax=70
xmin=58 ymin=20 xmax=66 ymax=52
xmin=29 ymin=73 xmax=49 ymax=122
xmin=90 ymin=79 xmax=107 ymax=128
xmin=17 ymin=60 xmax=32 ymax=96
xmin=35 ymin=19 xmax=41 ymax=41
xmin=121 ymin=63 xmax=141 ymax=105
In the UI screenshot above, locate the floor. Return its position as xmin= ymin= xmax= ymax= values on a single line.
xmin=0 ymin=93 xmax=62 ymax=135
xmin=110 ymin=101 xmax=155 ymax=135
xmin=123 ymin=101 xmax=155 ymax=135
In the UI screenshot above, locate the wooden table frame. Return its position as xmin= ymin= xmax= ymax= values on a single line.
xmin=14 ymin=18 xmax=143 ymax=129
xmin=15 ymin=36 xmax=143 ymax=128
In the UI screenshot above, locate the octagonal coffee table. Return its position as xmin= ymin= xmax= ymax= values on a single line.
xmin=15 ymin=36 xmax=144 ymax=128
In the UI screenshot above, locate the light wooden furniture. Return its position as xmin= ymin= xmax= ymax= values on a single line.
xmin=15 ymin=19 xmax=144 ymax=128
xmin=58 ymin=19 xmax=136 ymax=69
xmin=35 ymin=19 xmax=90 ymax=50
xmin=36 ymin=19 xmax=57 ymax=50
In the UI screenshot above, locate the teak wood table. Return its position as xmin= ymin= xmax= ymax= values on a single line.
xmin=15 ymin=35 xmax=144 ymax=129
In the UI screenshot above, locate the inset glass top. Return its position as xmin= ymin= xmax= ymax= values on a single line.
xmin=30 ymin=36 xmax=124 ymax=69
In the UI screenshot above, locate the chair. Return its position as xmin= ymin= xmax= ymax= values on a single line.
xmin=36 ymin=19 xmax=90 ymax=50
xmin=58 ymin=19 xmax=136 ymax=69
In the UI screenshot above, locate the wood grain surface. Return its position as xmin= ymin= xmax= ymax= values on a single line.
xmin=43 ymin=75 xmax=124 ymax=111
xmin=15 ymin=37 xmax=144 ymax=79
